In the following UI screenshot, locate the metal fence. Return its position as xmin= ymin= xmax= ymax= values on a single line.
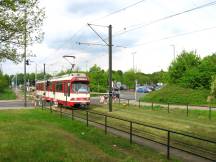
xmin=36 ymin=100 xmax=216 ymax=162
xmin=117 ymin=98 xmax=216 ymax=120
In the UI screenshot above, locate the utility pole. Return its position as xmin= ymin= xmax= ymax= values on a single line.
xmin=35 ymin=63 xmax=37 ymax=90
xmin=43 ymin=64 xmax=46 ymax=95
xmin=24 ymin=9 xmax=27 ymax=107
xmin=108 ymin=25 xmax=112 ymax=112
xmin=15 ymin=74 xmax=17 ymax=91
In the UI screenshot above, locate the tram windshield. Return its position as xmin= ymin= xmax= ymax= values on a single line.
xmin=72 ymin=82 xmax=89 ymax=93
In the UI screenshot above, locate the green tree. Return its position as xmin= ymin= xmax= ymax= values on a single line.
xmin=0 ymin=72 xmax=8 ymax=92
xmin=124 ymin=70 xmax=135 ymax=89
xmin=88 ymin=65 xmax=107 ymax=92
xmin=198 ymin=54 xmax=216 ymax=89
xmin=211 ymin=76 xmax=216 ymax=97
xmin=168 ymin=50 xmax=201 ymax=88
xmin=0 ymin=0 xmax=45 ymax=63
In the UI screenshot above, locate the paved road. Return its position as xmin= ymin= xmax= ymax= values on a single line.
xmin=0 ymin=100 xmax=33 ymax=108
xmin=119 ymin=90 xmax=145 ymax=100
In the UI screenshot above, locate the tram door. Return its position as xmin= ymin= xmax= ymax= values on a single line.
xmin=64 ymin=82 xmax=71 ymax=104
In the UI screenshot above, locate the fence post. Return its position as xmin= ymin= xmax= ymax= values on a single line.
xmin=151 ymin=102 xmax=153 ymax=110
xmin=139 ymin=99 xmax=140 ymax=108
xmin=50 ymin=102 xmax=52 ymax=113
xmin=128 ymin=99 xmax=129 ymax=106
xmin=168 ymin=103 xmax=170 ymax=113
xmin=42 ymin=100 xmax=44 ymax=110
xmin=209 ymin=106 xmax=211 ymax=120
xmin=86 ymin=111 xmax=89 ymax=127
xmin=187 ymin=104 xmax=189 ymax=117
xmin=60 ymin=106 xmax=62 ymax=118
xmin=71 ymin=108 xmax=74 ymax=120
xmin=105 ymin=115 xmax=107 ymax=134
xmin=119 ymin=98 xmax=120 ymax=105
xmin=130 ymin=121 xmax=132 ymax=144
xmin=167 ymin=131 xmax=170 ymax=160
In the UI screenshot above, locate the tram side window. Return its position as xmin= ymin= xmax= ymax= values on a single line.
xmin=56 ymin=82 xmax=62 ymax=92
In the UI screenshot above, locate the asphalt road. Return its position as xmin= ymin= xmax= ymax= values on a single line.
xmin=119 ymin=90 xmax=146 ymax=100
xmin=0 ymin=100 xmax=33 ymax=108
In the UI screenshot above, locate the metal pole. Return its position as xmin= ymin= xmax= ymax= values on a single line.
xmin=60 ymin=106 xmax=62 ymax=118
xmin=130 ymin=121 xmax=133 ymax=144
xmin=15 ymin=74 xmax=17 ymax=91
xmin=71 ymin=108 xmax=74 ymax=120
xmin=187 ymin=104 xmax=189 ymax=117
xmin=167 ymin=131 xmax=170 ymax=159
xmin=108 ymin=25 xmax=112 ymax=112
xmin=168 ymin=103 xmax=170 ymax=113
xmin=135 ymin=80 xmax=137 ymax=101
xmin=43 ymin=64 xmax=46 ymax=95
xmin=86 ymin=111 xmax=89 ymax=127
xmin=105 ymin=115 xmax=107 ymax=134
xmin=171 ymin=44 xmax=175 ymax=60
xmin=24 ymin=9 xmax=27 ymax=107
xmin=35 ymin=63 xmax=37 ymax=90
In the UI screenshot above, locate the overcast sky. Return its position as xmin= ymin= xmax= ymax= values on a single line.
xmin=2 ymin=0 xmax=216 ymax=75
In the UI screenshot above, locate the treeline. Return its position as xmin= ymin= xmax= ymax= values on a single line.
xmin=88 ymin=65 xmax=166 ymax=92
xmin=167 ymin=50 xmax=216 ymax=98
xmin=9 ymin=66 xmax=166 ymax=92
xmin=8 ymin=50 xmax=216 ymax=96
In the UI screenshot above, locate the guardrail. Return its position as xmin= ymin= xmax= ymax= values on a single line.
xmin=36 ymin=100 xmax=216 ymax=162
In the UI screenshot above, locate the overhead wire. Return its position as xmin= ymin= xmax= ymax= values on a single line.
xmin=131 ymin=25 xmax=216 ymax=48
xmin=113 ymin=0 xmax=216 ymax=37
xmin=40 ymin=0 xmax=148 ymax=64
xmin=89 ymin=0 xmax=148 ymax=23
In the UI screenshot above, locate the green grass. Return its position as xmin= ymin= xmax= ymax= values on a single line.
xmin=91 ymin=104 xmax=216 ymax=140
xmin=88 ymin=104 xmax=216 ymax=160
xmin=0 ymin=88 xmax=16 ymax=100
xmin=0 ymin=109 xmax=177 ymax=162
xmin=140 ymin=84 xmax=215 ymax=106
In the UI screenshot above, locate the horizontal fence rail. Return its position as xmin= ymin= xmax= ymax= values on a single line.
xmin=37 ymin=100 xmax=216 ymax=162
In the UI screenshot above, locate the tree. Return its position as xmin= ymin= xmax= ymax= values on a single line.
xmin=0 ymin=0 xmax=45 ymax=63
xmin=124 ymin=70 xmax=135 ymax=89
xmin=168 ymin=50 xmax=201 ymax=88
xmin=0 ymin=72 xmax=8 ymax=92
xmin=211 ymin=76 xmax=216 ymax=98
xmin=88 ymin=65 xmax=107 ymax=92
xmin=198 ymin=54 xmax=216 ymax=89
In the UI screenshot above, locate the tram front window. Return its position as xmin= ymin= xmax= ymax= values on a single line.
xmin=72 ymin=82 xmax=89 ymax=93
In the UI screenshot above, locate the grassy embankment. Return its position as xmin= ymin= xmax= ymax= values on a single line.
xmin=90 ymin=104 xmax=216 ymax=140
xmin=88 ymin=104 xmax=216 ymax=159
xmin=140 ymin=84 xmax=216 ymax=106
xmin=0 ymin=109 xmax=177 ymax=162
xmin=0 ymin=88 xmax=16 ymax=100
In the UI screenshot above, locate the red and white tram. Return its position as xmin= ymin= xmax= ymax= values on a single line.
xmin=36 ymin=73 xmax=90 ymax=107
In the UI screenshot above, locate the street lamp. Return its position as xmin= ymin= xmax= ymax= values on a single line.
xmin=170 ymin=44 xmax=176 ymax=60
xmin=131 ymin=52 xmax=136 ymax=72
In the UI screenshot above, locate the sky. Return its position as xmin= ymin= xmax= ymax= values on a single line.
xmin=2 ymin=0 xmax=216 ymax=75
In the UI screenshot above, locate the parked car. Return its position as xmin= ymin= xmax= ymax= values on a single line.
xmin=136 ymin=86 xmax=151 ymax=93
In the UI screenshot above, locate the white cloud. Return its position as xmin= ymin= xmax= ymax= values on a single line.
xmin=2 ymin=0 xmax=216 ymax=75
